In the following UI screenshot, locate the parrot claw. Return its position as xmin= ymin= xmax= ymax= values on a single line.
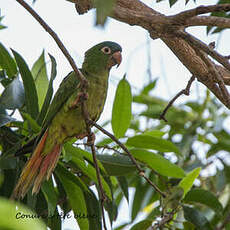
xmin=69 ymin=92 xmax=89 ymax=109
xmin=87 ymin=132 xmax=95 ymax=145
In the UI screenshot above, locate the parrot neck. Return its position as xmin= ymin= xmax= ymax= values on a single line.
xmin=82 ymin=59 xmax=110 ymax=77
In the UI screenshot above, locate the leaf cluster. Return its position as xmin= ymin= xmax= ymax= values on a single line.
xmin=1 ymin=2 xmax=230 ymax=226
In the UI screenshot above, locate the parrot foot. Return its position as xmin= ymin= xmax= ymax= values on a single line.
xmin=76 ymin=132 xmax=88 ymax=139
xmin=87 ymin=132 xmax=95 ymax=146
xmin=69 ymin=92 xmax=89 ymax=109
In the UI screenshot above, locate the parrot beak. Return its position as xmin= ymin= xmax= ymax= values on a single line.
xmin=110 ymin=51 xmax=122 ymax=68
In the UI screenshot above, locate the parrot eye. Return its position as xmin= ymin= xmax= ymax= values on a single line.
xmin=101 ymin=46 xmax=111 ymax=54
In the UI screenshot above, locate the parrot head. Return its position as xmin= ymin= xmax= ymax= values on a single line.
xmin=82 ymin=41 xmax=122 ymax=74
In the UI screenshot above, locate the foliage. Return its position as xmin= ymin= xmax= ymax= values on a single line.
xmin=1 ymin=0 xmax=230 ymax=229
xmin=0 ymin=42 xmax=229 ymax=229
xmin=0 ymin=10 xmax=6 ymax=30
xmin=208 ymin=0 xmax=230 ymax=34
xmin=0 ymin=197 xmax=46 ymax=230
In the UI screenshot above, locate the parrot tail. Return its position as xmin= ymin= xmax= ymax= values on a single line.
xmin=12 ymin=129 xmax=62 ymax=200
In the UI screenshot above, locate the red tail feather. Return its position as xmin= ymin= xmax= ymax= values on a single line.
xmin=12 ymin=129 xmax=61 ymax=199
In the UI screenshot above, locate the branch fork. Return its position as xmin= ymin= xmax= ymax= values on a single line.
xmin=73 ymin=0 xmax=230 ymax=110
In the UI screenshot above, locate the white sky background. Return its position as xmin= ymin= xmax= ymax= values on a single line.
xmin=1 ymin=0 xmax=230 ymax=229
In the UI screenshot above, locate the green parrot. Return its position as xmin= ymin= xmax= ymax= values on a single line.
xmin=12 ymin=41 xmax=122 ymax=199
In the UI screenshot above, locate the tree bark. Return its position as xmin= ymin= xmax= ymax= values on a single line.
xmin=73 ymin=0 xmax=230 ymax=108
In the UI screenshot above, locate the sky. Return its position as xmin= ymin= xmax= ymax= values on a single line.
xmin=1 ymin=0 xmax=230 ymax=229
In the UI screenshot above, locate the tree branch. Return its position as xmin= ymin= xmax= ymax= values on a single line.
xmin=73 ymin=0 xmax=230 ymax=109
xmin=175 ymin=31 xmax=230 ymax=72
xmin=185 ymin=15 xmax=230 ymax=28
xmin=82 ymin=116 xmax=107 ymax=230
xmin=151 ymin=208 xmax=179 ymax=230
xmin=195 ymin=49 xmax=230 ymax=107
xmin=160 ymin=75 xmax=196 ymax=122
xmin=171 ymin=4 xmax=230 ymax=22
xmin=88 ymin=119 xmax=166 ymax=198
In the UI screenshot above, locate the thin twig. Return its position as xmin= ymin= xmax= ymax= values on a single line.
xmin=15 ymin=0 xmax=86 ymax=84
xmin=151 ymin=210 xmax=176 ymax=230
xmin=74 ymin=142 xmax=123 ymax=155
xmin=185 ymin=15 xmax=230 ymax=28
xmin=172 ymin=4 xmax=230 ymax=22
xmin=81 ymin=100 xmax=107 ymax=230
xmin=88 ymin=119 xmax=166 ymax=198
xmin=159 ymin=75 xmax=196 ymax=122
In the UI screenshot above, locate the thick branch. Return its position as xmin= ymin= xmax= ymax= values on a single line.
xmin=74 ymin=1 xmax=230 ymax=100
xmin=175 ymin=31 xmax=230 ymax=72
xmin=195 ymin=49 xmax=230 ymax=106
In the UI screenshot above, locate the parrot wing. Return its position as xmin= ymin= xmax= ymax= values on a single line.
xmin=42 ymin=71 xmax=80 ymax=128
xmin=15 ymin=71 xmax=80 ymax=156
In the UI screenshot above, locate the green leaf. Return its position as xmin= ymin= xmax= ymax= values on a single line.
xmin=97 ymin=154 xmax=136 ymax=176
xmin=104 ymin=199 xmax=118 ymax=225
xmin=55 ymin=163 xmax=89 ymax=192
xmin=71 ymin=156 xmax=112 ymax=200
xmin=141 ymin=79 xmax=157 ymax=95
xmin=169 ymin=0 xmax=178 ymax=7
xmin=179 ymin=167 xmax=201 ymax=196
xmin=112 ymin=77 xmax=132 ymax=138
xmin=0 ymin=156 xmax=17 ymax=169
xmin=0 ymin=76 xmax=25 ymax=109
xmin=96 ymin=137 xmax=113 ymax=146
xmin=0 ymin=42 xmax=17 ymax=77
xmin=130 ymin=149 xmax=185 ymax=178
xmin=183 ymin=205 xmax=213 ymax=230
xmin=21 ymin=112 xmax=41 ymax=134
xmin=37 ymin=54 xmax=57 ymax=125
xmin=0 ymin=197 xmax=46 ymax=230
xmin=0 ymin=16 xmax=6 ymax=30
xmin=164 ymin=186 xmax=184 ymax=209
xmin=41 ymin=180 xmax=58 ymax=216
xmin=63 ymin=144 xmax=107 ymax=174
xmin=183 ymin=221 xmax=195 ymax=230
xmin=131 ymin=180 xmax=147 ymax=220
xmin=56 ymin=165 xmax=89 ymax=230
xmin=31 ymin=51 xmax=49 ymax=110
xmin=130 ymin=219 xmax=152 ymax=230
xmin=184 ymin=189 xmax=223 ymax=216
xmin=113 ymin=223 xmax=130 ymax=230
xmin=83 ymin=189 xmax=102 ymax=230
xmin=47 ymin=208 xmax=61 ymax=230
xmin=143 ymin=130 xmax=165 ymax=138
xmin=127 ymin=135 xmax=181 ymax=155
xmin=94 ymin=0 xmax=115 ymax=25
xmin=117 ymin=176 xmax=129 ymax=203
xmin=12 ymin=49 xmax=39 ymax=119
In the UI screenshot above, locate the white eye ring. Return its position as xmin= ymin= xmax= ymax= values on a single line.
xmin=101 ymin=46 xmax=111 ymax=54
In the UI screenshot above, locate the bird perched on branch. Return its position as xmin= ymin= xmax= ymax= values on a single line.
xmin=12 ymin=41 xmax=122 ymax=199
